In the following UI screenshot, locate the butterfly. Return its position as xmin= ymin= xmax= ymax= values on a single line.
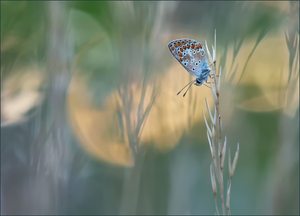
xmin=168 ymin=38 xmax=211 ymax=97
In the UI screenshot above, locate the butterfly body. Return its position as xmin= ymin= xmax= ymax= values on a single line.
xmin=168 ymin=38 xmax=211 ymax=86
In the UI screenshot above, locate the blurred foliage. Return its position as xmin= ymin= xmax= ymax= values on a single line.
xmin=1 ymin=2 xmax=47 ymax=77
xmin=1 ymin=1 xmax=299 ymax=215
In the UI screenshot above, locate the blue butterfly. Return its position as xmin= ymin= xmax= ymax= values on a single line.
xmin=168 ymin=38 xmax=211 ymax=97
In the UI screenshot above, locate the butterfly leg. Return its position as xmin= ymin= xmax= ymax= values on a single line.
xmin=202 ymin=79 xmax=212 ymax=88
xmin=203 ymin=83 xmax=211 ymax=89
xmin=209 ymin=74 xmax=219 ymax=79
xmin=208 ymin=60 xmax=216 ymax=67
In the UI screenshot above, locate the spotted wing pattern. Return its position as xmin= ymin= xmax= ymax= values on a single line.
xmin=168 ymin=38 xmax=208 ymax=78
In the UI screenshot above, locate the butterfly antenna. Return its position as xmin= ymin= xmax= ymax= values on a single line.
xmin=182 ymin=81 xmax=194 ymax=97
xmin=177 ymin=80 xmax=195 ymax=96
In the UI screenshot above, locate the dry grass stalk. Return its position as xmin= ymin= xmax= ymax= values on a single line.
xmin=204 ymin=30 xmax=240 ymax=215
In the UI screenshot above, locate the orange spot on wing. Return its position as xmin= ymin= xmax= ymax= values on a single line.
xmin=196 ymin=44 xmax=202 ymax=49
xmin=196 ymin=43 xmax=202 ymax=49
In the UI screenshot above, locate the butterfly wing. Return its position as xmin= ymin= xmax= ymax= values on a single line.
xmin=168 ymin=38 xmax=209 ymax=77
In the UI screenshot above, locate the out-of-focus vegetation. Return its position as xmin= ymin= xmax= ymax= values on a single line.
xmin=1 ymin=1 xmax=299 ymax=215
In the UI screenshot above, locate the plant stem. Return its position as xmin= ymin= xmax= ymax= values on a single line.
xmin=212 ymin=62 xmax=226 ymax=215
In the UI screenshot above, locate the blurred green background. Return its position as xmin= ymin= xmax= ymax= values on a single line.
xmin=1 ymin=1 xmax=299 ymax=215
